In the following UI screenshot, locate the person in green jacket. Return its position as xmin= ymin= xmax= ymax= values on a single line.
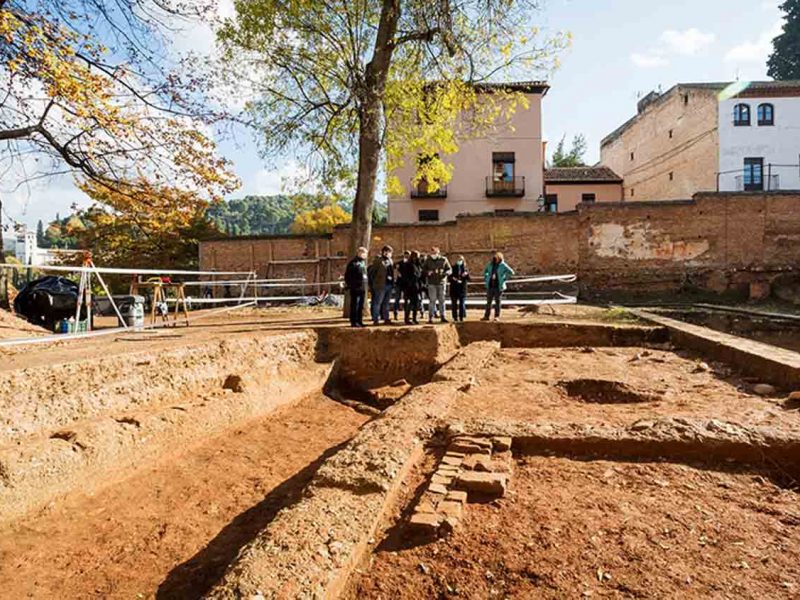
xmin=482 ymin=251 xmax=515 ymax=321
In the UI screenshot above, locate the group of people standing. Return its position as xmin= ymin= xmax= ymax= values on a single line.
xmin=343 ymin=245 xmax=515 ymax=328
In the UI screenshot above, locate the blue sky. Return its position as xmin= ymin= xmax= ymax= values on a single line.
xmin=3 ymin=0 xmax=785 ymax=228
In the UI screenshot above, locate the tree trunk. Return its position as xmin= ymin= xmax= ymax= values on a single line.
xmin=0 ymin=199 xmax=8 ymax=310
xmin=348 ymin=0 xmax=400 ymax=256
xmin=343 ymin=0 xmax=400 ymax=318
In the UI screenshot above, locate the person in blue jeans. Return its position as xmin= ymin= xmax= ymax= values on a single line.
xmin=448 ymin=255 xmax=470 ymax=322
xmin=482 ymin=251 xmax=514 ymax=321
xmin=368 ymin=245 xmax=394 ymax=325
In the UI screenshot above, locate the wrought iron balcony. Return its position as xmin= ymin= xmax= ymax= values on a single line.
xmin=410 ymin=180 xmax=447 ymax=198
xmin=486 ymin=176 xmax=525 ymax=197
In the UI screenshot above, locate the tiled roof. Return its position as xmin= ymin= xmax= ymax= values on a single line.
xmin=474 ymin=81 xmax=550 ymax=95
xmin=544 ymin=166 xmax=623 ymax=183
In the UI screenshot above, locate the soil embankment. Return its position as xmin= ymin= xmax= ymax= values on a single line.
xmin=0 ymin=393 xmax=368 ymax=599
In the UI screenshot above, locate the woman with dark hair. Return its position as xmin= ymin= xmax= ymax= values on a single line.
xmin=448 ymin=255 xmax=470 ymax=322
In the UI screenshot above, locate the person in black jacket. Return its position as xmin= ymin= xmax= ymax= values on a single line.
xmin=344 ymin=246 xmax=369 ymax=327
xmin=448 ymin=255 xmax=470 ymax=322
xmin=398 ymin=250 xmax=423 ymax=324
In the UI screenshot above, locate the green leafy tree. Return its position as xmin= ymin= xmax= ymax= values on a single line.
xmin=768 ymin=0 xmax=800 ymax=80
xmin=206 ymin=196 xmax=297 ymax=236
xmin=35 ymin=219 xmax=45 ymax=248
xmin=218 ymin=0 xmax=566 ymax=256
xmin=550 ymin=134 xmax=587 ymax=168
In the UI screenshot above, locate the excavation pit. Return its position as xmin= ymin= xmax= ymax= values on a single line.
xmin=347 ymin=453 xmax=800 ymax=599
xmin=2 ymin=308 xmax=800 ymax=598
xmin=559 ymin=378 xmax=659 ymax=404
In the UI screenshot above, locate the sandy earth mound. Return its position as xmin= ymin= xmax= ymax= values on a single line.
xmin=0 ymin=307 xmax=44 ymax=340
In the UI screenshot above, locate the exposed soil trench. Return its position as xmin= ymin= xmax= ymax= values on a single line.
xmin=0 ymin=393 xmax=369 ymax=599
xmin=348 ymin=454 xmax=800 ymax=599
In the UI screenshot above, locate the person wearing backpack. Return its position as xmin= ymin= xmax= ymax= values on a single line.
xmin=482 ymin=251 xmax=514 ymax=321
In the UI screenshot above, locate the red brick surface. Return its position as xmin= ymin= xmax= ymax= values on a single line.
xmin=200 ymin=192 xmax=800 ymax=298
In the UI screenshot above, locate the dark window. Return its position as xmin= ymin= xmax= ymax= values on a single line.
xmin=630 ymin=152 xmax=635 ymax=161
xmin=418 ymin=209 xmax=439 ymax=222
xmin=495 ymin=209 xmax=515 ymax=216
xmin=581 ymin=193 xmax=596 ymax=203
xmin=631 ymin=188 xmax=635 ymax=198
xmin=733 ymin=103 xmax=751 ymax=126
xmin=669 ymin=172 xmax=674 ymax=181
xmin=684 ymin=94 xmax=689 ymax=105
xmin=758 ymin=103 xmax=774 ymax=126
xmin=544 ymin=194 xmax=558 ymax=213
xmin=743 ymin=157 xmax=764 ymax=191
xmin=669 ymin=129 xmax=673 ymax=139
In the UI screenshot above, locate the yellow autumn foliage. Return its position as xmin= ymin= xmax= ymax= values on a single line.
xmin=291 ymin=204 xmax=351 ymax=235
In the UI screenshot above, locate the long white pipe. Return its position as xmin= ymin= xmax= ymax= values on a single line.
xmin=0 ymin=263 xmax=253 ymax=277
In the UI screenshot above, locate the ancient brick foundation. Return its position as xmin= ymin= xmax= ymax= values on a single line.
xmin=199 ymin=192 xmax=800 ymax=300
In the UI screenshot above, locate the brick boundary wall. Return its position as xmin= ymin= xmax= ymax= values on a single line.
xmin=199 ymin=192 xmax=800 ymax=300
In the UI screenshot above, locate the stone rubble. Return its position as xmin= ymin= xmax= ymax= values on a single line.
xmin=406 ymin=434 xmax=513 ymax=538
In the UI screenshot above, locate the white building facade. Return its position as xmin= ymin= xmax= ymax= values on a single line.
xmin=718 ymin=87 xmax=800 ymax=193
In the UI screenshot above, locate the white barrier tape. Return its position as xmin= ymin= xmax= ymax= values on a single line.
xmin=466 ymin=274 xmax=577 ymax=285
xmin=182 ymin=278 xmax=305 ymax=286
xmin=0 ymin=263 xmax=254 ymax=277
xmin=0 ymin=301 xmax=257 ymax=348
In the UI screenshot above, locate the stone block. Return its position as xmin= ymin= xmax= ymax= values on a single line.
xmin=437 ymin=464 xmax=460 ymax=473
xmin=408 ymin=512 xmax=441 ymax=535
xmin=440 ymin=516 xmax=460 ymax=536
xmin=454 ymin=472 xmax=507 ymax=496
xmin=438 ymin=500 xmax=463 ymax=520
xmin=431 ymin=473 xmax=453 ymax=486
xmin=491 ymin=436 xmax=512 ymax=452
xmin=462 ymin=454 xmax=493 ymax=472
xmin=441 ymin=455 xmax=463 ymax=467
xmin=416 ymin=500 xmax=437 ymax=514
xmin=454 ymin=436 xmax=492 ymax=449
xmin=428 ymin=483 xmax=448 ymax=495
xmin=449 ymin=441 xmax=490 ymax=455
xmin=446 ymin=490 xmax=468 ymax=504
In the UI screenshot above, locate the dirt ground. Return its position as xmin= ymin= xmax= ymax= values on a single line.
xmin=0 ymin=304 xmax=616 ymax=372
xmin=0 ymin=306 xmax=44 ymax=339
xmin=348 ymin=454 xmax=800 ymax=599
xmin=452 ymin=347 xmax=800 ymax=434
xmin=0 ymin=393 xmax=368 ymax=599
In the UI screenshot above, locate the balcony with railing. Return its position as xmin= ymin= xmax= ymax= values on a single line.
xmin=410 ymin=179 xmax=447 ymax=199
xmin=717 ymin=163 xmax=800 ymax=192
xmin=485 ymin=176 xmax=525 ymax=197
xmin=733 ymin=174 xmax=780 ymax=192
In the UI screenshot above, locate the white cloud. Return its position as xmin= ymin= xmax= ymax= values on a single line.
xmin=724 ymin=21 xmax=782 ymax=64
xmin=630 ymin=52 xmax=669 ymax=69
xmin=631 ymin=27 xmax=716 ymax=69
xmin=660 ymin=28 xmax=716 ymax=55
xmin=252 ymin=161 xmax=313 ymax=196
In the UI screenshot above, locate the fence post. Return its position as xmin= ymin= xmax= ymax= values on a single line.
xmin=716 ymin=172 xmax=720 ymax=192
xmin=767 ymin=164 xmax=772 ymax=191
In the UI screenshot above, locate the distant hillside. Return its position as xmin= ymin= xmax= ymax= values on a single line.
xmin=206 ymin=195 xmax=295 ymax=237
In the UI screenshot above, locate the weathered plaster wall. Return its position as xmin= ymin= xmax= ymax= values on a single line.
xmin=199 ymin=192 xmax=800 ymax=299
xmin=600 ymin=86 xmax=720 ymax=201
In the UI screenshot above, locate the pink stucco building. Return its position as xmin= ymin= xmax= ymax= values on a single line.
xmin=387 ymin=81 xmax=549 ymax=224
